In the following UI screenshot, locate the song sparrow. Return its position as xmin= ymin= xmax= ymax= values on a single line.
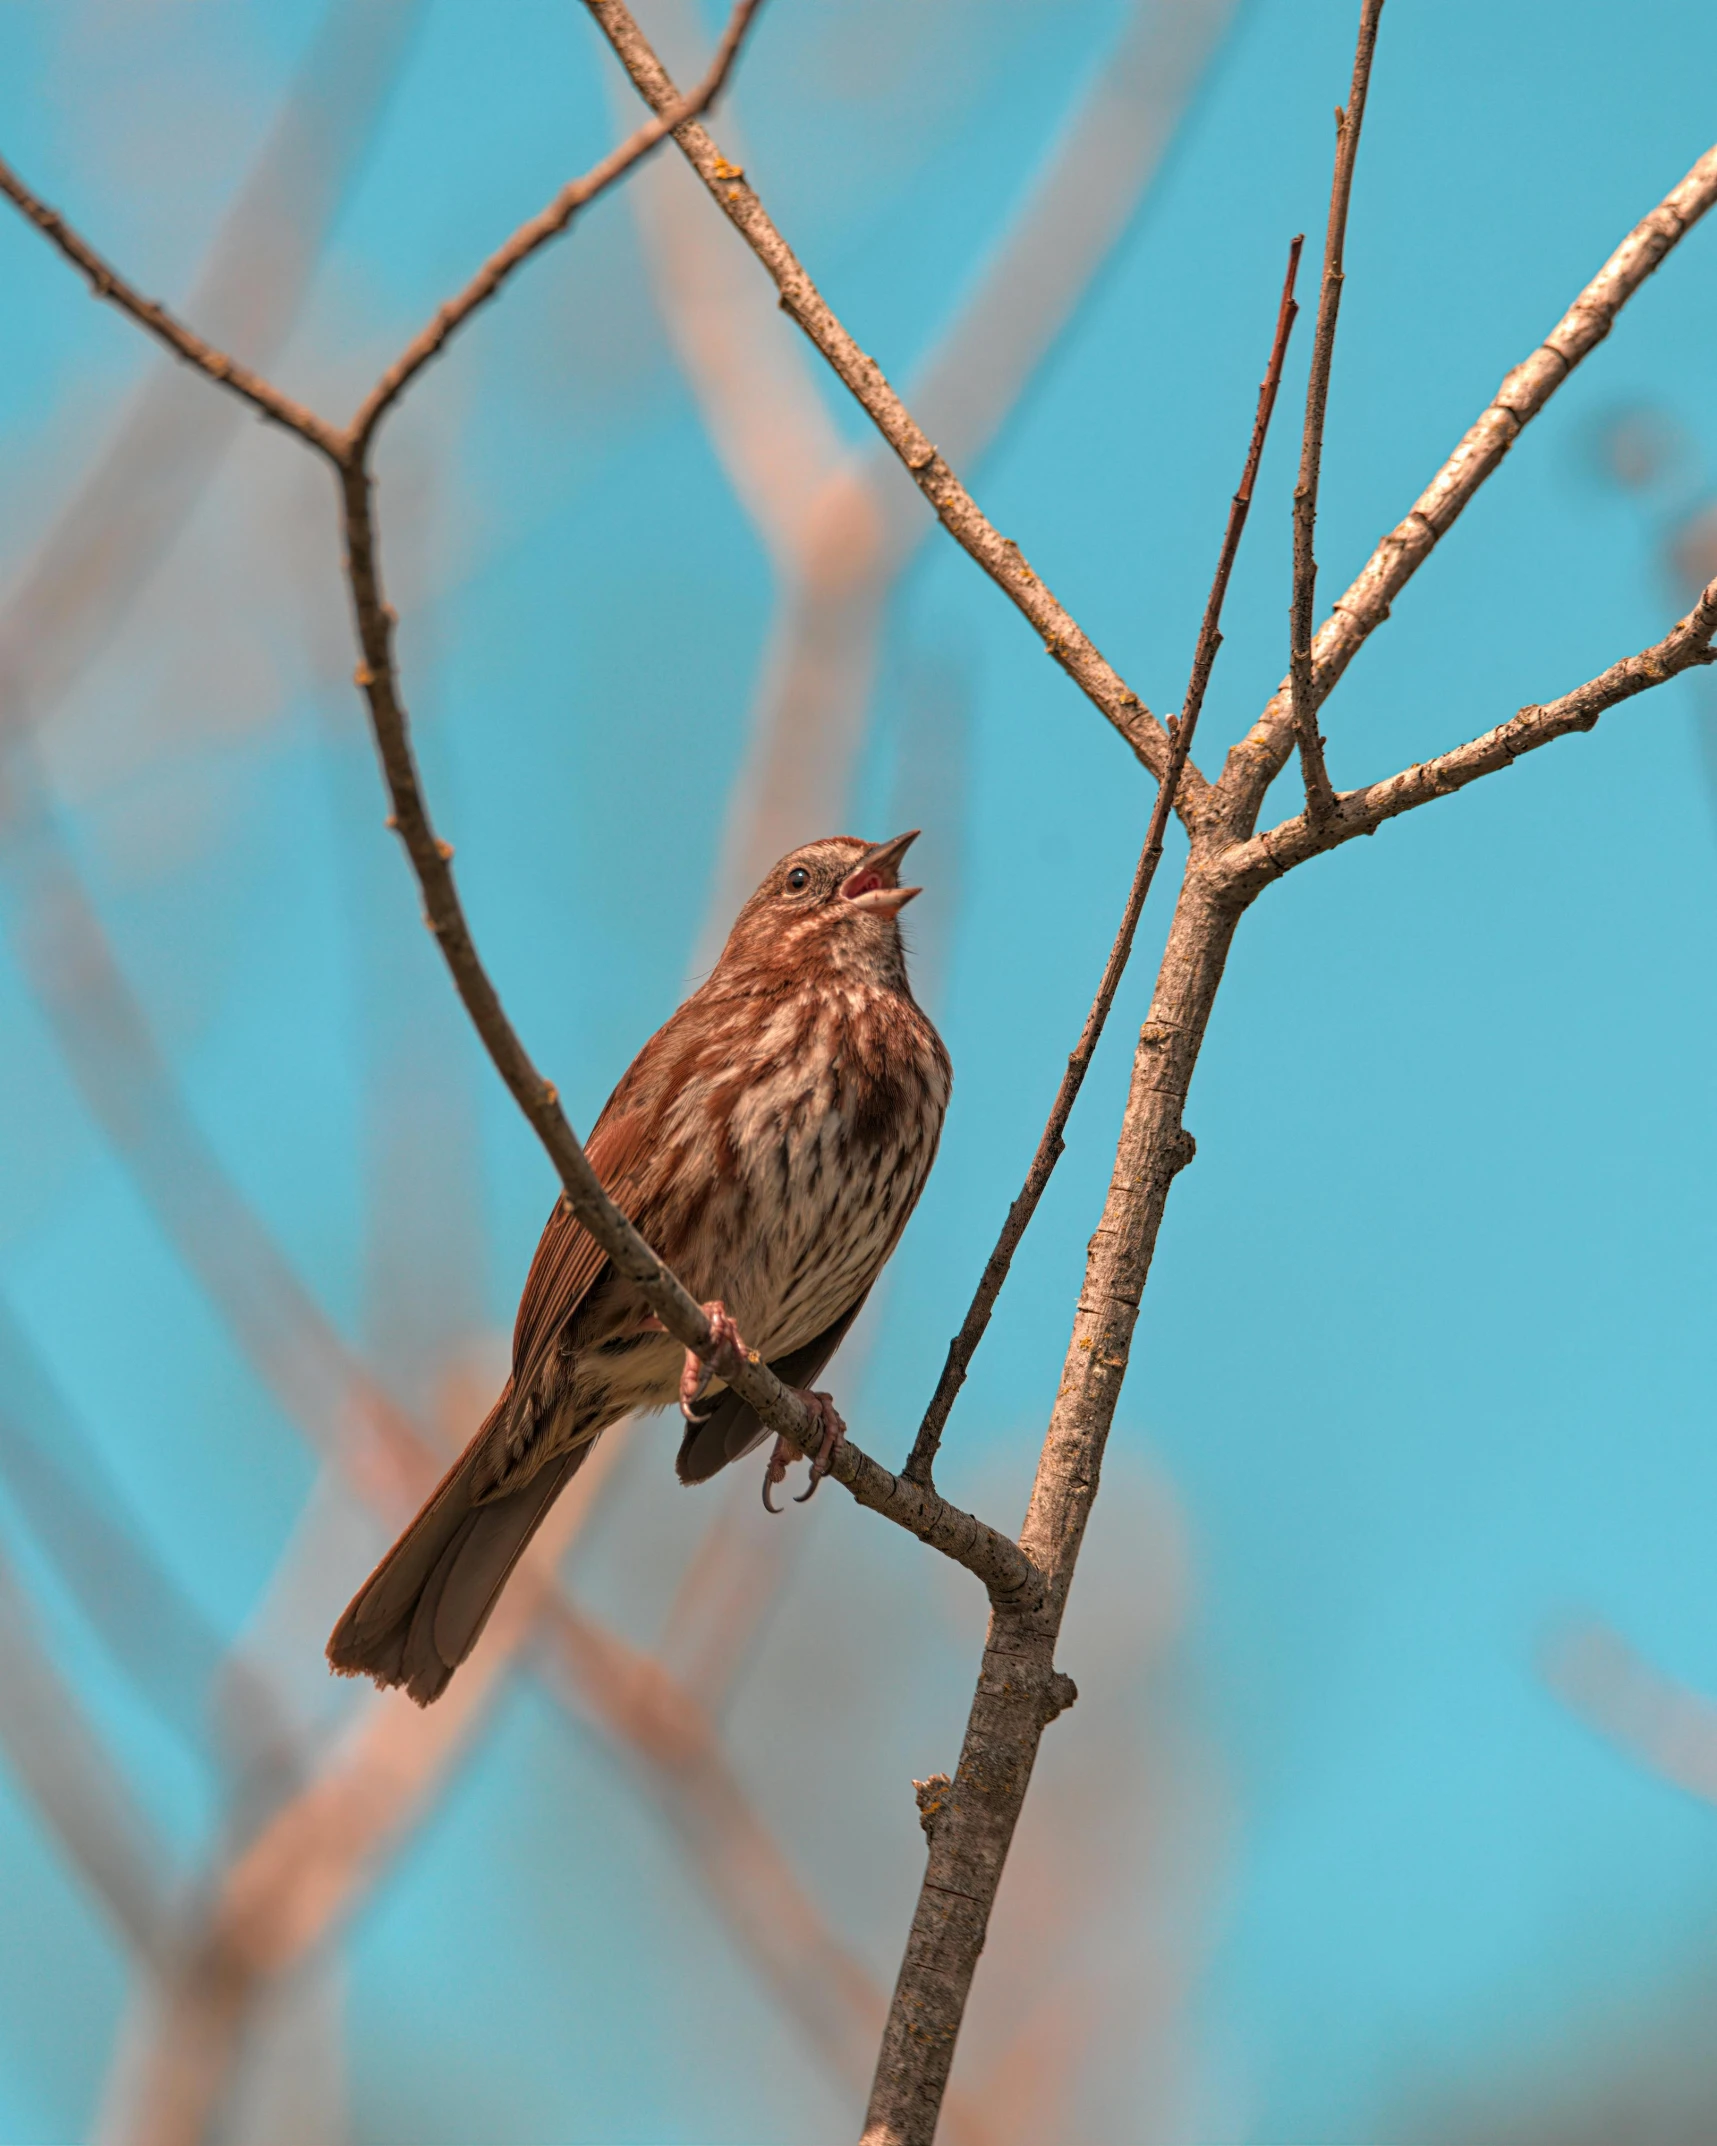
xmin=327 ymin=831 xmax=951 ymax=1705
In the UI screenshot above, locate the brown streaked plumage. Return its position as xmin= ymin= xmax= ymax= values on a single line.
xmin=327 ymin=831 xmax=951 ymax=1704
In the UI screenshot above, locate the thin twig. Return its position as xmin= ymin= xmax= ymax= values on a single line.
xmin=1212 ymin=574 xmax=1717 ymax=896
xmin=904 ymin=236 xmax=1304 ymax=1486
xmin=1289 ymin=0 xmax=1383 ymax=821
xmin=1224 ymin=139 xmax=1717 ymax=828
xmin=348 ymin=0 xmax=768 ymax=446
xmin=583 ymin=0 xmax=1179 ymax=787
xmin=0 ymin=0 xmax=767 ymax=467
xmin=0 ymin=153 xmax=344 ymax=460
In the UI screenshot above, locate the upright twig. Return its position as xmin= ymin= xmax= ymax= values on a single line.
xmin=1233 ymin=147 xmax=1717 ymax=829
xmin=905 ymin=236 xmax=1303 ymax=1487
xmin=1290 ymin=0 xmax=1384 ymax=821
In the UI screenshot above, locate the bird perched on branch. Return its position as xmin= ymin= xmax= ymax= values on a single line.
xmin=328 ymin=831 xmax=950 ymax=1705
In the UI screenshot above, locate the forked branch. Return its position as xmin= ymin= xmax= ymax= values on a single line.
xmin=1 ymin=0 xmax=769 ymax=468
xmin=1212 ymin=574 xmax=1717 ymax=895
xmin=1222 ymin=140 xmax=1717 ymax=827
xmin=0 ymin=5 xmax=1036 ymax=1612
xmin=1288 ymin=0 xmax=1383 ymax=820
xmin=348 ymin=0 xmax=767 ymax=445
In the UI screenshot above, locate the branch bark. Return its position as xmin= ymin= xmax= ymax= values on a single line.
xmin=623 ymin=0 xmax=1236 ymax=933
xmin=583 ymin=0 xmax=1179 ymax=789
xmin=1210 ymin=573 xmax=1717 ymax=897
xmin=1288 ymin=0 xmax=1383 ymax=820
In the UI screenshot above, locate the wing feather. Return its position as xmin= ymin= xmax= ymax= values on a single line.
xmin=509 ymin=1104 xmax=654 ymax=1406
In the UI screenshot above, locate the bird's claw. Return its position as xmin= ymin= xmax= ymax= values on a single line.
xmin=680 ymin=1301 xmax=747 ymax=1419
xmin=762 ymin=1438 xmax=791 ymax=1514
xmin=760 ymin=1390 xmax=846 ymax=1513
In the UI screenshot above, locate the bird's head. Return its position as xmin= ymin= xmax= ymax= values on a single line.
xmin=718 ymin=831 xmax=923 ymax=991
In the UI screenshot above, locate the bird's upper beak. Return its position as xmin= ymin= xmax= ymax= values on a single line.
xmin=839 ymin=829 xmax=922 ymax=917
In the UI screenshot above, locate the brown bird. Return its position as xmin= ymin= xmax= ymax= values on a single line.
xmin=327 ymin=831 xmax=951 ymax=1705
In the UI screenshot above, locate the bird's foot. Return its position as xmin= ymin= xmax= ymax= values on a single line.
xmin=680 ymin=1301 xmax=747 ymax=1418
xmin=762 ymin=1389 xmax=847 ymax=1514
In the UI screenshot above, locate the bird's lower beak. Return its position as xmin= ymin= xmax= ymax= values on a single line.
xmin=840 ymin=829 xmax=922 ymax=916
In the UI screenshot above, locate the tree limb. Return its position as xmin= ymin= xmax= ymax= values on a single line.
xmin=347 ymin=0 xmax=768 ymax=446
xmin=0 ymin=1 xmax=1032 ymax=1612
xmin=1288 ymin=0 xmax=1383 ymax=821
xmin=1210 ymin=574 xmax=1717 ymax=897
xmin=0 ymin=0 xmax=769 ymax=467
xmin=0 ymin=153 xmax=344 ymax=459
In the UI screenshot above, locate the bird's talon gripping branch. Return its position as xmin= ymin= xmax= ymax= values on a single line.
xmin=759 ymin=1391 xmax=847 ymax=1512
xmin=681 ymin=1300 xmax=746 ymax=1418
xmin=793 ymin=1391 xmax=847 ymax=1504
xmin=761 ymin=1440 xmax=791 ymax=1515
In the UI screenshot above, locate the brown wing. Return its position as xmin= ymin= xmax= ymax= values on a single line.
xmin=508 ymin=1101 xmax=655 ymax=1410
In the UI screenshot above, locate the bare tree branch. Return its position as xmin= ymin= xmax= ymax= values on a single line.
xmin=1 ymin=0 xmax=1028 ymax=1603
xmin=905 ymin=237 xmax=1304 ymax=1487
xmin=0 ymin=0 xmax=769 ymax=466
xmin=0 ymin=152 xmax=346 ymax=458
xmin=1220 ymin=140 xmax=1717 ymax=829
xmin=0 ymin=0 xmax=426 ymax=706
xmin=626 ymin=0 xmax=1237 ymax=931
xmin=584 ymin=0 xmax=1177 ymax=786
xmin=1288 ymin=0 xmax=1384 ymax=821
xmin=1211 ymin=574 xmax=1717 ymax=896
xmin=347 ymin=0 xmax=768 ymax=446
xmin=9 ymin=22 xmax=1713 ymax=2145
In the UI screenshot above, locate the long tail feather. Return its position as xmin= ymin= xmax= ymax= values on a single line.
xmin=328 ymin=1425 xmax=587 ymax=1706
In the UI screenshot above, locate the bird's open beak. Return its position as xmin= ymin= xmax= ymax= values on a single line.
xmin=840 ymin=829 xmax=922 ymax=917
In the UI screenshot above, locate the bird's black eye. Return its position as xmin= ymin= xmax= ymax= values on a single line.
xmin=785 ymin=866 xmax=811 ymax=893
